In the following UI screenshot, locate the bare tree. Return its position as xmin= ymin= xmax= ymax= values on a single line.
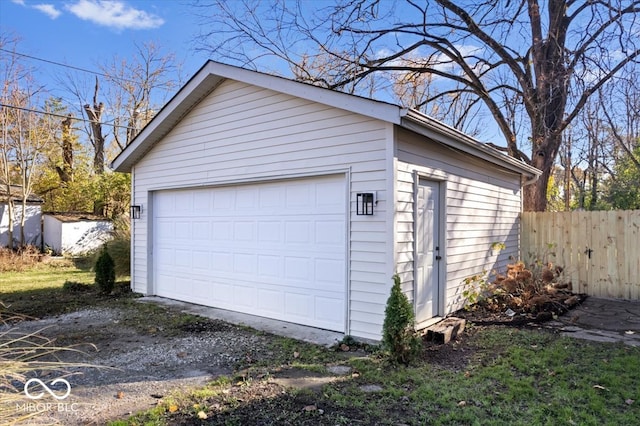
xmin=0 ymin=34 xmax=33 ymax=248
xmin=100 ymin=41 xmax=182 ymax=150
xmin=196 ymin=0 xmax=640 ymax=211
xmin=387 ymin=58 xmax=484 ymax=136
xmin=0 ymin=53 xmax=56 ymax=246
xmin=598 ymin=71 xmax=640 ymax=171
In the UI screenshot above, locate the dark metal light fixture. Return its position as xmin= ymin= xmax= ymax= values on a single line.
xmin=130 ymin=205 xmax=142 ymax=219
xmin=356 ymin=193 xmax=375 ymax=215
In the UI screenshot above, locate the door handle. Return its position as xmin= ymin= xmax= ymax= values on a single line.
xmin=435 ymin=255 xmax=442 ymax=261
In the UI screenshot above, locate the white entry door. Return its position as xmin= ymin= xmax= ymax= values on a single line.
xmin=415 ymin=179 xmax=441 ymax=325
xmin=152 ymin=175 xmax=347 ymax=332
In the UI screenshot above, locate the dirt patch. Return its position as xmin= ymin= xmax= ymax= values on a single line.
xmin=4 ymin=306 xmax=276 ymax=425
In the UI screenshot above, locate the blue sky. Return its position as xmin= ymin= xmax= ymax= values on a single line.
xmin=1 ymin=0 xmax=208 ymax=97
xmin=0 ymin=0 xmax=504 ymax=143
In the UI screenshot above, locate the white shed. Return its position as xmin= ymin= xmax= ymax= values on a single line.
xmin=112 ymin=61 xmax=540 ymax=341
xmin=43 ymin=213 xmax=113 ymax=256
xmin=0 ymin=186 xmax=43 ymax=248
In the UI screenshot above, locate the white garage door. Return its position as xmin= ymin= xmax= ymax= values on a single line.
xmin=153 ymin=175 xmax=347 ymax=331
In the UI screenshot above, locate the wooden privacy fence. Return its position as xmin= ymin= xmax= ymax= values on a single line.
xmin=521 ymin=210 xmax=640 ymax=300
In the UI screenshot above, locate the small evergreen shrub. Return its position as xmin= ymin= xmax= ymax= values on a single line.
xmin=382 ymin=274 xmax=422 ymax=365
xmin=94 ymin=246 xmax=116 ymax=294
xmin=107 ymin=217 xmax=131 ymax=277
xmin=89 ymin=217 xmax=131 ymax=277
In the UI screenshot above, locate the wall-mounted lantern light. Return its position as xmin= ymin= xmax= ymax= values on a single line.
xmin=356 ymin=192 xmax=375 ymax=215
xmin=130 ymin=205 xmax=142 ymax=219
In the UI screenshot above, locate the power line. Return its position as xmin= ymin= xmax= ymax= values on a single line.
xmin=0 ymin=102 xmax=136 ymax=130
xmin=0 ymin=48 xmax=155 ymax=86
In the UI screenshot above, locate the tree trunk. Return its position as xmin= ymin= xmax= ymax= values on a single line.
xmin=19 ymin=197 xmax=26 ymax=247
xmin=524 ymin=170 xmax=550 ymax=211
xmin=84 ymin=102 xmax=105 ymax=174
xmin=56 ymin=114 xmax=74 ymax=183
xmin=5 ymin=195 xmax=14 ymax=250
xmin=84 ymin=77 xmax=105 ymax=175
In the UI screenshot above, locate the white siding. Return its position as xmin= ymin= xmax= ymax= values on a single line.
xmin=395 ymin=128 xmax=522 ymax=317
xmin=132 ymin=80 xmax=391 ymax=340
xmin=0 ymin=203 xmax=41 ymax=247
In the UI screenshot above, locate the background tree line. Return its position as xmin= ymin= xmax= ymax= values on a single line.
xmin=2 ymin=0 xmax=640 ymax=251
xmin=0 ymin=33 xmax=181 ymax=248
xmin=197 ymin=0 xmax=640 ymax=212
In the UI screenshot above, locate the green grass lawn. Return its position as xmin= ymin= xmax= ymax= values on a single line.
xmin=119 ymin=327 xmax=640 ymax=426
xmin=0 ymin=259 xmax=126 ymax=318
xmin=2 ymin=264 xmax=638 ymax=425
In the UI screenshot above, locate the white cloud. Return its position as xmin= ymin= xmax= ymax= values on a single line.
xmin=32 ymin=4 xmax=62 ymax=19
xmin=65 ymin=0 xmax=164 ymax=30
xmin=10 ymin=0 xmax=62 ymax=19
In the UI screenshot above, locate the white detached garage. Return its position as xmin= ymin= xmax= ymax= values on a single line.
xmin=112 ymin=61 xmax=540 ymax=341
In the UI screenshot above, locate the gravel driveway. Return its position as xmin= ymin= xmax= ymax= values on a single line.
xmin=6 ymin=305 xmax=277 ymax=425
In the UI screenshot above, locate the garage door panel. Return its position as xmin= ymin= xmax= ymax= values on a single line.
xmin=258 ymin=221 xmax=281 ymax=242
xmin=211 ymin=251 xmax=232 ymax=272
xmin=175 ymin=221 xmax=190 ymax=238
xmin=233 ymin=284 xmax=256 ymax=308
xmin=193 ymin=191 xmax=212 ymax=212
xmin=192 ymin=251 xmax=210 ymax=270
xmin=284 ymin=257 xmax=311 ymax=280
xmin=258 ymin=255 xmax=281 ymax=277
xmin=213 ymin=190 xmax=234 ymax=209
xmin=192 ymin=221 xmax=210 ymax=239
xmin=212 ymin=222 xmax=232 ymax=240
xmin=259 ymin=187 xmax=284 ymax=209
xmin=212 ymin=281 xmax=234 ymax=304
xmin=156 ymin=247 xmax=175 ymax=266
xmin=316 ymin=297 xmax=344 ymax=321
xmin=316 ymin=220 xmax=344 ymax=245
xmin=175 ymin=249 xmax=192 ymax=267
xmin=257 ymin=288 xmax=284 ymax=314
xmin=234 ymin=253 xmax=258 ymax=274
xmin=285 ymin=293 xmax=312 ymax=317
xmin=285 ymin=184 xmax=312 ymax=208
xmin=155 ymin=218 xmax=175 ymax=239
xmin=315 ymin=258 xmax=345 ymax=287
xmin=285 ymin=221 xmax=311 ymax=243
xmin=236 ymin=188 xmax=257 ymax=209
xmin=154 ymin=175 xmax=346 ymax=332
xmin=234 ymin=221 xmax=255 ymax=241
xmin=174 ymin=192 xmax=192 ymax=214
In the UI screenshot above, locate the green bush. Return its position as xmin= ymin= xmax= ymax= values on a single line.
xmin=107 ymin=217 xmax=131 ymax=277
xmin=86 ymin=217 xmax=131 ymax=277
xmin=94 ymin=246 xmax=116 ymax=294
xmin=382 ymin=274 xmax=422 ymax=365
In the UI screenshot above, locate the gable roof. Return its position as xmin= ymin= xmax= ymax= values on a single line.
xmin=44 ymin=212 xmax=110 ymax=222
xmin=0 ymin=185 xmax=44 ymax=203
xmin=111 ymin=60 xmax=540 ymax=178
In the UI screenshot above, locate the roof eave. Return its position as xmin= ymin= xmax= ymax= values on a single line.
xmin=111 ymin=61 xmax=224 ymax=172
xmin=111 ymin=61 xmax=403 ymax=172
xmin=400 ymin=110 xmax=541 ymax=179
